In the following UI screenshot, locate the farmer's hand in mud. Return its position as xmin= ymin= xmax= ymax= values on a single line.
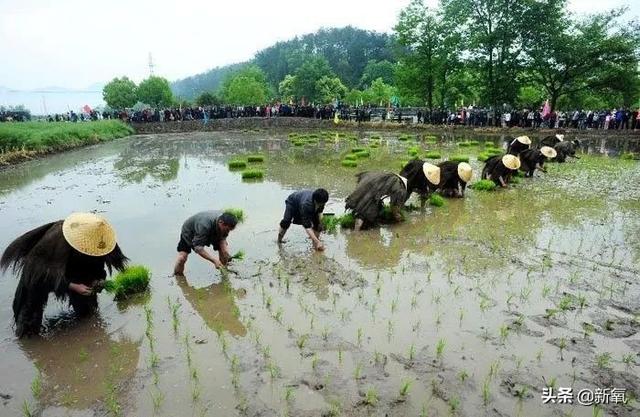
xmin=314 ymin=241 xmax=325 ymax=251
xmin=212 ymin=258 xmax=224 ymax=269
xmin=69 ymin=282 xmax=94 ymax=296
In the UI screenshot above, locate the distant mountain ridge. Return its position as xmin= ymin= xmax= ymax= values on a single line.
xmin=171 ymin=26 xmax=396 ymax=100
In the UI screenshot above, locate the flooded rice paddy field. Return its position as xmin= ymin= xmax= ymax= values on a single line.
xmin=0 ymin=130 xmax=639 ymax=417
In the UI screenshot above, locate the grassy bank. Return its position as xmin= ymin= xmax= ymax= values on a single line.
xmin=0 ymin=120 xmax=134 ymax=166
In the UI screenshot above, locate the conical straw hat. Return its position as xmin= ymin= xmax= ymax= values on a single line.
xmin=555 ymin=134 xmax=564 ymax=141
xmin=540 ymin=146 xmax=557 ymax=159
xmin=422 ymin=163 xmax=441 ymax=185
xmin=502 ymin=154 xmax=521 ymax=170
xmin=515 ymin=136 xmax=531 ymax=145
xmin=62 ymin=212 xmax=117 ymax=256
xmin=457 ymin=162 xmax=473 ymax=183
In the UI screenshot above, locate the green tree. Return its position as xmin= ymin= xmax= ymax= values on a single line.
xmin=221 ymin=65 xmax=270 ymax=105
xmin=359 ymin=60 xmax=396 ymax=88
xmin=395 ymin=0 xmax=462 ymax=109
xmin=315 ymin=76 xmax=348 ymax=104
xmin=291 ymin=56 xmax=335 ymax=103
xmin=137 ymin=76 xmax=174 ymax=108
xmin=103 ymin=76 xmax=137 ymax=110
xmin=443 ymin=0 xmax=534 ymax=116
xmin=364 ymin=78 xmax=395 ymax=106
xmin=278 ymin=74 xmax=297 ymax=103
xmin=195 ymin=91 xmax=220 ymax=106
xmin=524 ymin=5 xmax=640 ymax=111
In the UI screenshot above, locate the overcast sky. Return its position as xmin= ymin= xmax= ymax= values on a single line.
xmin=1 ymin=0 xmax=638 ymax=90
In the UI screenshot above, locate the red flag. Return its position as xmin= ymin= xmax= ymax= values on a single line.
xmin=82 ymin=105 xmax=92 ymax=114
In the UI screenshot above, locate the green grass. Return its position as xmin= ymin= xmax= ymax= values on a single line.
xmin=341 ymin=160 xmax=358 ymax=168
xmin=223 ymin=208 xmax=245 ymax=222
xmin=424 ymin=151 xmax=441 ymax=159
xmin=449 ymin=155 xmax=470 ymax=163
xmin=227 ymin=160 xmax=247 ymax=169
xmin=470 ymin=179 xmax=497 ymax=191
xmin=0 ymin=120 xmax=133 ymax=152
xmin=247 ymin=155 xmax=265 ymax=163
xmin=241 ymin=169 xmax=264 ymax=179
xmin=429 ymin=194 xmax=445 ymax=207
xmin=104 ymin=265 xmax=151 ymax=300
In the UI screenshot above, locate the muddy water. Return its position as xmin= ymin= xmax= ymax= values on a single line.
xmin=0 ymin=130 xmax=639 ymax=417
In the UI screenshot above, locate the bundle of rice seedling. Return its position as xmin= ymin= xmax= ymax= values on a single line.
xmin=247 ymin=155 xmax=265 ymax=163
xmin=380 ymin=204 xmax=405 ymax=223
xmin=620 ymin=152 xmax=636 ymax=160
xmin=355 ymin=150 xmax=370 ymax=158
xmin=429 ymin=194 xmax=445 ymax=207
xmin=351 ymin=147 xmax=366 ymax=153
xmin=341 ymin=160 xmax=358 ymax=168
xmin=470 ymin=179 xmax=497 ymax=191
xmin=228 ymin=160 xmax=247 ymax=169
xmin=321 ymin=215 xmax=340 ymax=233
xmin=398 ymin=134 xmax=411 ymax=141
xmin=370 ymin=134 xmax=382 ymax=140
xmin=399 ymin=160 xmax=409 ymax=169
xmin=344 ymin=153 xmax=358 ymax=161
xmin=449 ymin=155 xmax=470 ymax=163
xmin=338 ymin=213 xmax=356 ymax=228
xmin=425 ymin=151 xmax=441 ymax=159
xmin=223 ymin=208 xmax=245 ymax=222
xmin=408 ymin=147 xmax=420 ymax=157
xmin=104 ymin=265 xmax=151 ymax=300
xmin=241 ymin=169 xmax=264 ymax=179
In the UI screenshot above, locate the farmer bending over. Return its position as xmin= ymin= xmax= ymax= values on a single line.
xmin=278 ymin=188 xmax=329 ymax=251
xmin=174 ymin=211 xmax=238 ymax=276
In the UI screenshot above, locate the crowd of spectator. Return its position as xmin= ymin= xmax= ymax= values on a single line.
xmin=4 ymin=103 xmax=640 ymax=131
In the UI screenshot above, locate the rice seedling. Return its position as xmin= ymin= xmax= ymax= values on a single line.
xmin=424 ymin=151 xmax=441 ymax=159
xmin=622 ymin=353 xmax=636 ymax=367
xmin=296 ymin=334 xmax=309 ymax=351
xmin=429 ymin=194 xmax=445 ymax=207
xmin=230 ymin=250 xmax=245 ymax=260
xmin=499 ymin=325 xmax=510 ymax=344
xmin=364 ymin=387 xmax=379 ymax=406
xmin=470 ymin=180 xmax=497 ymax=191
xmin=30 ymin=368 xmax=42 ymax=399
xmin=103 ymin=265 xmax=151 ymax=299
xmin=105 ymin=381 xmax=122 ymax=417
xmin=344 ymin=153 xmax=357 ymax=161
xmin=482 ymin=378 xmax=491 ymax=405
xmin=241 ymin=169 xmax=264 ymax=179
xmin=408 ymin=343 xmax=416 ymax=362
xmin=436 ymin=338 xmax=446 ymax=360
xmin=267 ymin=361 xmax=280 ymax=380
xmin=338 ymin=347 xmax=343 ymax=365
xmin=321 ymin=214 xmax=340 ymax=233
xmin=247 ymin=154 xmax=265 ymax=163
xmin=558 ymin=337 xmax=567 ymax=361
xmin=458 ymin=370 xmax=469 ymax=382
xmin=399 ymin=379 xmax=412 ymax=397
xmin=596 ymin=352 xmax=612 ymax=369
xmin=357 ymin=327 xmax=363 ymax=347
xmin=408 ymin=147 xmax=420 ymax=156
xmin=355 ymin=150 xmax=371 ymax=158
xmin=536 ymin=349 xmax=544 ymax=362
xmin=151 ymin=390 xmax=164 ymax=412
xmin=488 ymin=360 xmax=500 ymax=379
xmin=354 ymin=362 xmax=363 ymax=380
xmin=274 ymin=307 xmax=283 ymax=324
xmin=449 ymin=155 xmax=470 ymax=163
xmin=341 ymin=159 xmax=358 ymax=168
xmin=311 ymin=354 xmax=319 ymax=371
xmin=228 ymin=159 xmax=247 ymax=169
xmin=338 ymin=213 xmax=356 ymax=228
xmin=21 ymin=400 xmax=35 ymax=417
xmin=448 ymin=396 xmax=461 ymax=413
xmin=398 ymin=134 xmax=411 ymax=142
xmin=326 ymin=399 xmax=342 ymax=417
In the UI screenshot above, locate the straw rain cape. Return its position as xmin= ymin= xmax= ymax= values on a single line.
xmin=1 ymin=221 xmax=128 ymax=337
